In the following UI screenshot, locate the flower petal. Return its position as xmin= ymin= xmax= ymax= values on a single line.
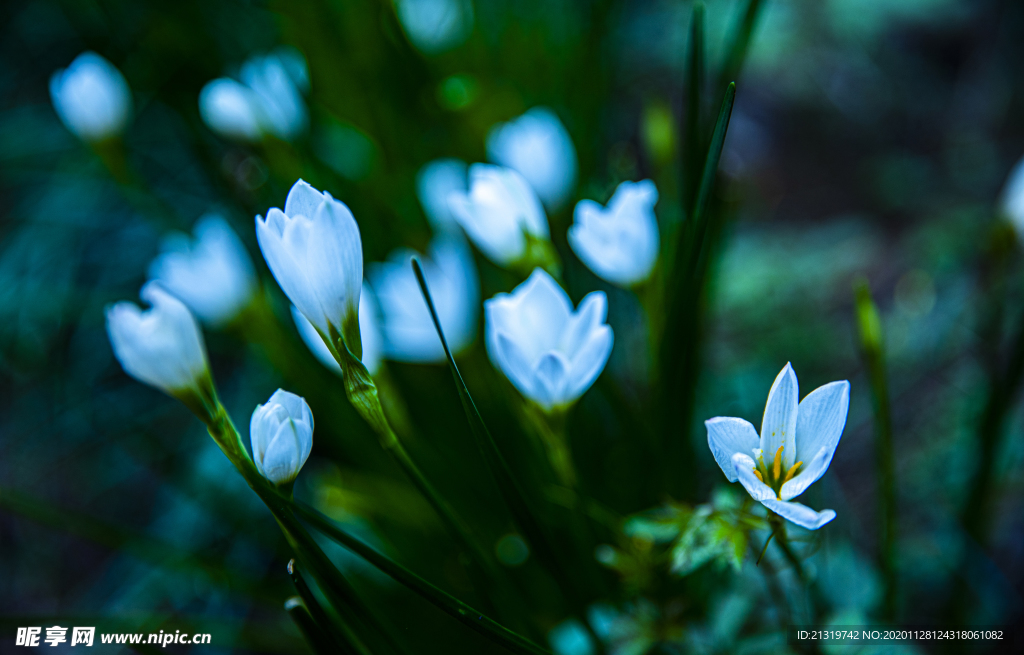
xmin=532 ymin=351 xmax=570 ymax=409
xmin=564 ymin=324 xmax=612 ymax=404
xmin=731 ymin=453 xmax=776 ymax=502
xmin=308 ymin=195 xmax=363 ymax=330
xmin=493 ymin=332 xmax=538 ymax=401
xmin=780 ymin=445 xmax=832 ymax=500
xmin=284 ymin=179 xmax=326 ymax=219
xmin=706 ymin=417 xmax=760 ymax=482
xmin=761 ymin=498 xmax=836 ymax=530
xmin=794 ymin=380 xmax=849 ymax=466
xmin=760 ymin=363 xmax=799 ymax=471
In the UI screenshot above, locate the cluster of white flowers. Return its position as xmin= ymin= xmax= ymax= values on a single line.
xmin=88 ymin=43 xmax=862 ymax=528
xmin=199 ymin=48 xmax=309 ymax=142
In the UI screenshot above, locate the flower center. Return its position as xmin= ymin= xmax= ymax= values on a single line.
xmin=752 ymin=445 xmax=802 ymax=499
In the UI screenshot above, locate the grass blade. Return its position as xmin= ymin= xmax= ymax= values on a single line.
xmin=288 ymin=560 xmax=362 ymax=655
xmin=292 ymin=502 xmax=552 ymax=655
xmin=285 ymin=595 xmax=354 ymax=655
xmin=411 ymin=258 xmax=607 ymax=654
xmin=682 ymin=2 xmax=706 ymax=213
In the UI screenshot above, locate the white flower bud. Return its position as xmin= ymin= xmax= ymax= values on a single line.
xmin=199 ymin=49 xmax=308 ymax=142
xmin=292 ymin=283 xmax=383 ymax=376
xmin=369 ymin=235 xmax=479 ymax=363
xmin=105 ymin=282 xmax=209 ymax=395
xmin=250 ymin=389 xmax=314 ymax=486
xmin=256 ymin=179 xmax=363 ymax=353
xmin=396 ymin=0 xmax=474 ymax=54
xmin=485 ymin=269 xmax=613 ymax=411
xmin=568 ymin=180 xmax=660 ymax=286
xmin=198 ymin=79 xmax=265 ymax=142
xmin=148 ymin=215 xmax=257 ymax=326
xmin=448 ymin=164 xmax=548 ymax=267
xmin=487 ymin=107 xmax=577 ymax=210
xmin=50 ymin=52 xmax=132 ymax=142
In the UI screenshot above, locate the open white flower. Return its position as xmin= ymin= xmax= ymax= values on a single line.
xmin=706 ymin=363 xmax=849 ymax=530
xmin=293 ymin=284 xmax=383 ymax=376
xmin=448 ymin=164 xmax=548 ymax=267
xmin=250 ymin=389 xmax=314 ymax=486
xmin=1000 ymin=154 xmax=1024 ymax=235
xmin=417 ymin=158 xmax=467 ymax=231
xmin=105 ymin=282 xmax=209 ymax=395
xmin=200 ymin=49 xmax=308 ymax=142
xmin=485 ymin=269 xmax=613 ymax=411
xmin=369 ymin=235 xmax=478 ymax=363
xmin=487 ymin=107 xmax=577 ymax=210
xmin=50 ymin=52 xmax=132 ymax=142
xmin=148 ymin=215 xmax=256 ymax=326
xmin=256 ymin=179 xmax=363 ymax=354
xmin=569 ymin=180 xmax=660 ymax=286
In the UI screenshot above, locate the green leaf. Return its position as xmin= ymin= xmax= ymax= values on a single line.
xmin=718 ymin=0 xmax=767 ymax=93
xmin=682 ymin=2 xmax=705 ymax=214
xmin=291 ymin=502 xmax=553 ymax=655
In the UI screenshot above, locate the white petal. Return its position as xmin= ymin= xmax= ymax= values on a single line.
xmin=262 ymin=420 xmax=303 ymax=484
xmin=256 ymin=211 xmax=324 ymax=333
xmin=487 ymin=107 xmax=577 ymax=210
xmin=560 ymin=291 xmax=606 ymax=358
xmin=292 ymin=304 xmax=342 ymax=374
xmin=198 ymin=78 xmax=263 ymax=141
xmin=50 ymin=52 xmax=132 ymax=141
xmin=531 ymin=351 xmax=571 ymax=409
xmin=706 ymin=417 xmax=760 ymax=482
xmin=761 ymin=498 xmax=836 ymax=530
xmin=780 ymin=445 xmax=832 ymax=500
xmin=794 ymin=380 xmax=849 ymax=466
xmin=284 ymin=179 xmax=326 ymax=220
xmin=760 ymin=363 xmax=799 ymax=471
xmin=731 ymin=453 xmax=776 ymax=502
xmin=308 ymin=196 xmax=363 ymax=330
xmin=563 ymin=324 xmax=612 ymax=404
xmin=492 ymin=332 xmax=538 ymax=401
xmin=416 ymin=158 xmax=467 ymax=230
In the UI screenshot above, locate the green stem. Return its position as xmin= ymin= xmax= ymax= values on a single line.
xmin=292 ymin=503 xmax=553 ymax=655
xmin=854 ymin=280 xmax=898 ymax=621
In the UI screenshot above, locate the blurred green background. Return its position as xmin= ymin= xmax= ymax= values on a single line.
xmin=2 ymin=0 xmax=1024 ymax=653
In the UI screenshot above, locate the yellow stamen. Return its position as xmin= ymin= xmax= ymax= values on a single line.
xmin=753 ymin=469 xmax=764 ymax=483
xmin=782 ymin=461 xmax=803 ymax=484
xmin=772 ymin=445 xmax=784 ymax=482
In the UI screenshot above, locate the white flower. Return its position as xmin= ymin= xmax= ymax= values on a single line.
xmin=148 ymin=215 xmax=257 ymax=326
xmin=200 ymin=49 xmax=308 ymax=142
xmin=250 ymin=389 xmax=314 ymax=486
xmin=256 ymin=179 xmax=363 ymax=353
xmin=293 ymin=284 xmax=383 ymax=375
xmin=368 ymin=236 xmax=478 ymax=363
xmin=485 ymin=269 xmax=613 ymax=411
xmin=448 ymin=164 xmax=548 ymax=266
xmin=487 ymin=107 xmax=577 ymax=210
xmin=396 ymin=0 xmax=473 ymax=54
xmin=198 ymin=79 xmax=265 ymax=141
xmin=105 ymin=282 xmax=209 ymax=395
xmin=706 ymin=363 xmax=849 ymax=530
xmin=1000 ymin=155 xmax=1024 ymax=234
xmin=49 ymin=52 xmax=132 ymax=142
xmin=568 ymin=180 xmax=660 ymax=286
xmin=417 ymin=158 xmax=467 ymax=231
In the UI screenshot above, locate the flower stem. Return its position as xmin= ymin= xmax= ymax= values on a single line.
xmin=854 ymin=280 xmax=898 ymax=621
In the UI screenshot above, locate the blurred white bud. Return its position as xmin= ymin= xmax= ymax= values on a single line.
xmin=293 ymin=283 xmax=383 ymax=376
xmin=1000 ymin=155 xmax=1024 ymax=234
xmin=448 ymin=164 xmax=549 ymax=267
xmin=148 ymin=215 xmax=257 ymax=326
xmin=257 ymin=179 xmax=363 ymax=354
xmin=198 ymin=79 xmax=265 ymax=141
xmin=49 ymin=52 xmax=132 ymax=142
xmin=200 ymin=48 xmax=308 ymax=142
xmin=250 ymin=389 xmax=314 ymax=486
xmin=485 ymin=269 xmax=613 ymax=411
xmin=369 ymin=235 xmax=478 ymax=363
xmin=416 ymin=158 xmax=467 ymax=231
xmin=396 ymin=0 xmax=473 ymax=54
xmin=487 ymin=107 xmax=577 ymax=210
xmin=568 ymin=180 xmax=660 ymax=286
xmin=105 ymin=282 xmax=209 ymax=395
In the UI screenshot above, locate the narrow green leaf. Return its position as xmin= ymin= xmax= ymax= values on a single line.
xmin=285 ymin=595 xmax=353 ymax=655
xmin=682 ymin=2 xmax=706 ymax=213
xmin=411 ymin=258 xmax=606 ymax=655
xmin=292 ymin=502 xmax=552 ymax=655
xmin=288 ymin=560 xmax=361 ymax=655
